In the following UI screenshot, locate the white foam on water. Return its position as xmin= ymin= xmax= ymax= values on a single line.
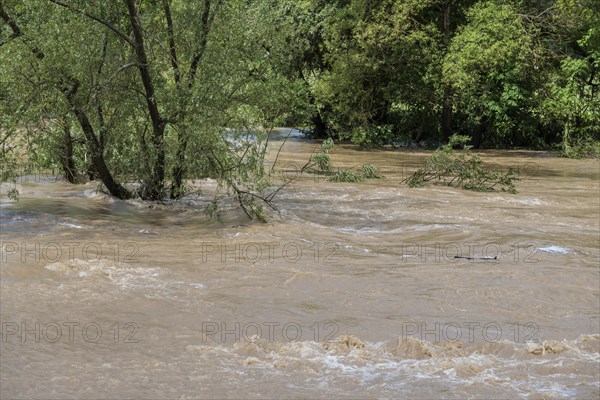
xmin=274 ymin=129 xmax=305 ymax=138
xmin=338 ymin=226 xmax=384 ymax=234
xmin=411 ymin=224 xmax=456 ymax=231
xmin=0 ymin=198 xmax=16 ymax=207
xmin=82 ymin=188 xmax=112 ymax=200
xmin=189 ymin=335 xmax=600 ymax=399
xmin=60 ymin=223 xmax=83 ymax=229
xmin=510 ymin=198 xmax=546 ymax=206
xmin=487 ymin=196 xmax=548 ymax=206
xmin=189 ymin=283 xmax=206 ymax=289
xmin=336 ymin=223 xmax=459 ymax=235
xmin=342 ymin=244 xmax=372 ymax=255
xmin=44 ymin=259 xmax=205 ymax=294
xmin=539 ymin=245 xmax=573 ymax=254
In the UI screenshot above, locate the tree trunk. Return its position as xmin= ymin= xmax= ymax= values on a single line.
xmin=3 ymin=3 xmax=128 ymax=197
xmin=471 ymin=120 xmax=484 ymax=149
xmin=171 ymin=131 xmax=188 ymax=199
xmin=125 ymin=0 xmax=166 ymax=200
xmin=441 ymin=0 xmax=453 ymax=141
xmin=63 ymin=79 xmax=131 ymax=199
xmin=171 ymin=0 xmax=220 ymax=198
xmin=74 ymin=108 xmax=131 ymax=199
xmin=60 ymin=119 xmax=78 ymax=184
xmin=300 ymin=69 xmax=330 ymax=138
xmin=441 ymin=96 xmax=453 ymax=141
xmin=311 ymin=112 xmax=329 ymax=139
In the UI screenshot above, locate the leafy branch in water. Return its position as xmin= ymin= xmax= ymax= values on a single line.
xmin=303 ymin=139 xmax=385 ymax=183
xmin=201 ymin=133 xmax=282 ymax=223
xmin=402 ymin=135 xmax=520 ymax=194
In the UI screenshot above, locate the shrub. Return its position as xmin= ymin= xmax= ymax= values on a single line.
xmin=305 ymin=139 xmax=385 ymax=182
xmin=403 ymin=134 xmax=520 ymax=193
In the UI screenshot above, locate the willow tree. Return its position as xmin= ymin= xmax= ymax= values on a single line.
xmin=0 ymin=0 xmax=299 ymax=216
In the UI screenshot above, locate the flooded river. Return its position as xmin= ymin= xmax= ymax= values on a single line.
xmin=1 ymin=132 xmax=599 ymax=399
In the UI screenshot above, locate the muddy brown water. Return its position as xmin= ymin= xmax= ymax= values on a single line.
xmin=1 ymin=132 xmax=599 ymax=399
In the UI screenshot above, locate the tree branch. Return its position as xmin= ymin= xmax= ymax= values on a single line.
xmin=162 ymin=0 xmax=180 ymax=86
xmin=47 ymin=0 xmax=135 ymax=48
xmin=188 ymin=0 xmax=222 ymax=88
xmin=0 ymin=3 xmax=44 ymax=58
xmin=0 ymin=3 xmax=21 ymax=37
xmin=124 ymin=0 xmax=166 ymax=197
xmin=0 ymin=33 xmax=18 ymax=48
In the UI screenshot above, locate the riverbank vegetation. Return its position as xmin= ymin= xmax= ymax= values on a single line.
xmin=1 ymin=0 xmax=598 ymax=215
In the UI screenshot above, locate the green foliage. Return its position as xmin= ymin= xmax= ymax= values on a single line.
xmin=329 ymin=170 xmax=364 ymax=183
xmin=0 ymin=0 xmax=299 ymax=219
xmin=1 ymin=0 xmax=599 ymax=210
xmin=536 ymin=4 xmax=600 ymax=158
xmin=443 ymin=1 xmax=538 ymax=146
xmin=559 ymin=134 xmax=600 ymax=159
xmin=328 ymin=163 xmax=384 ymax=182
xmin=280 ymin=0 xmax=599 ymax=151
xmin=321 ymin=137 xmax=335 ymax=152
xmin=203 ymin=199 xmax=223 ymax=222
xmin=0 ymin=137 xmax=20 ymax=200
xmin=404 ymin=135 xmax=520 ymax=193
xmin=350 ymin=125 xmax=395 ymax=148
xmin=308 ymin=138 xmax=335 ymax=174
xmin=312 ymin=152 xmax=332 ymax=173
xmin=309 ymin=0 xmax=439 ymax=141
xmin=303 ymin=138 xmax=384 ymax=182
xmin=360 ymin=163 xmax=383 ymax=179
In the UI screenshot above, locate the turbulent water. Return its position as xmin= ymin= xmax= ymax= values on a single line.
xmin=1 ymin=131 xmax=599 ymax=399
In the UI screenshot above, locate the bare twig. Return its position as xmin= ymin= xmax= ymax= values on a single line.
xmin=270 ymin=128 xmax=293 ymax=174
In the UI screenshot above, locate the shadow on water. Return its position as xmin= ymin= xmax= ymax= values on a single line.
xmin=0 ymin=207 xmax=62 ymax=234
xmin=0 ymin=197 xmax=228 ymax=236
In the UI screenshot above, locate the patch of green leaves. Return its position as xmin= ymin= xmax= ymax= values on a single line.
xmin=329 ymin=170 xmax=364 ymax=182
xmin=327 ymin=163 xmax=384 ymax=183
xmin=350 ymin=125 xmax=395 ymax=149
xmin=203 ymin=199 xmax=223 ymax=222
xmin=360 ymin=163 xmax=384 ymax=179
xmin=403 ymin=134 xmax=520 ymax=194
xmin=306 ymin=138 xmax=385 ymax=183
xmin=312 ymin=152 xmax=332 ymax=173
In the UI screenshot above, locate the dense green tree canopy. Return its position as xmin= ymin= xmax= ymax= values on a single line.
xmin=1 ymin=0 xmax=598 ymax=208
xmin=282 ymin=0 xmax=599 ymax=151
xmin=1 ymin=0 xmax=301 ymax=217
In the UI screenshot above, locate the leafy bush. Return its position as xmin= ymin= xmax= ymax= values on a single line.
xmin=350 ymin=125 xmax=395 ymax=148
xmin=329 ymin=170 xmax=365 ymax=182
xmin=560 ymin=134 xmax=600 ymax=159
xmin=312 ymin=141 xmax=333 ymax=173
xmin=328 ymin=163 xmax=384 ymax=182
xmin=360 ymin=163 xmax=384 ymax=179
xmin=403 ymin=135 xmax=521 ymax=193
xmin=304 ymin=139 xmax=385 ymax=182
